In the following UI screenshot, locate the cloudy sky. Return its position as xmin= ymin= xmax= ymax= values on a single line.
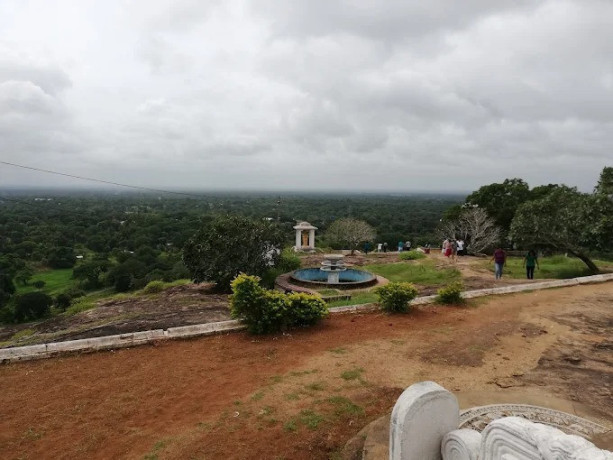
xmin=1 ymin=0 xmax=612 ymax=193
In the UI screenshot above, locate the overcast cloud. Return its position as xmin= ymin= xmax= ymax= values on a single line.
xmin=0 ymin=0 xmax=611 ymax=192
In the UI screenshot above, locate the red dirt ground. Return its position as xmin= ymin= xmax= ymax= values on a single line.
xmin=0 ymin=283 xmax=611 ymax=459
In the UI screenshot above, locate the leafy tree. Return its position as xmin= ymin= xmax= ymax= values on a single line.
xmin=14 ymin=291 xmax=53 ymax=322
xmin=72 ymin=260 xmax=109 ymax=289
xmin=465 ymin=178 xmax=531 ymax=231
xmin=325 ymin=218 xmax=376 ymax=254
xmin=183 ymin=215 xmax=284 ymax=292
xmin=47 ymin=246 xmax=76 ymax=269
xmin=0 ymin=273 xmax=16 ymax=308
xmin=510 ymin=187 xmax=599 ymax=273
xmin=595 ymin=166 xmax=613 ymax=195
xmin=14 ymin=266 xmax=35 ymax=286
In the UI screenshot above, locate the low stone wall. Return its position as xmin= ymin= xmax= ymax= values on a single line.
xmin=0 ymin=320 xmax=244 ymax=363
xmin=2 ymin=273 xmax=612 ymax=364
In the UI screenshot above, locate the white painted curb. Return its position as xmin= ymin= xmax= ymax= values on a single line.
xmin=2 ymin=273 xmax=612 ymax=363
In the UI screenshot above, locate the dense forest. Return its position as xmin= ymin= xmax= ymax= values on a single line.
xmin=0 ymin=190 xmax=462 ymax=304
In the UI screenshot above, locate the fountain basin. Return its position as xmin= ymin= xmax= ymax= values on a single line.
xmin=290 ymin=268 xmax=377 ymax=288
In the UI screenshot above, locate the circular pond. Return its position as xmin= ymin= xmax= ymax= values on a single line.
xmin=291 ymin=268 xmax=377 ymax=287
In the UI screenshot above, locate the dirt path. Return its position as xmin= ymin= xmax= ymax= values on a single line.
xmin=1 ymin=282 xmax=611 ymax=459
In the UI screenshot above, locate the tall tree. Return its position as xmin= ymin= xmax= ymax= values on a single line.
xmin=465 ymin=178 xmax=531 ymax=231
xmin=325 ymin=218 xmax=376 ymax=255
xmin=183 ymin=215 xmax=283 ymax=292
xmin=510 ymin=187 xmax=599 ymax=273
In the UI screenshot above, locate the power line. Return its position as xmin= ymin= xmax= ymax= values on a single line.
xmin=0 ymin=160 xmax=205 ymax=198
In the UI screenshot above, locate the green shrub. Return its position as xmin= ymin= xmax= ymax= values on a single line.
xmin=14 ymin=292 xmax=53 ymax=322
xmin=436 ymin=282 xmax=464 ymax=305
xmin=230 ymin=274 xmax=327 ymax=334
xmin=261 ymin=248 xmax=302 ymax=289
xmin=54 ymin=293 xmax=72 ymax=311
xmin=32 ymin=280 xmax=46 ymax=289
xmin=143 ymin=280 xmax=165 ymax=294
xmin=374 ymin=282 xmax=418 ymax=313
xmin=287 ymin=293 xmax=328 ymax=327
xmin=399 ymin=250 xmax=426 ymax=261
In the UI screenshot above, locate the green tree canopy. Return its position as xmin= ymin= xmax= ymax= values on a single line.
xmin=182 ymin=215 xmax=284 ymax=292
xmin=465 ymin=178 xmax=531 ymax=231
xmin=510 ymin=186 xmax=599 ymax=273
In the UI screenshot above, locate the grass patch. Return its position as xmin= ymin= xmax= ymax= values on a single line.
xmin=15 ymin=269 xmax=76 ymax=296
xmin=283 ymin=419 xmax=298 ymax=432
xmin=328 ymin=347 xmax=348 ymax=355
xmin=327 ymin=396 xmax=365 ymax=417
xmin=298 ymin=410 xmax=325 ymax=430
xmin=340 ymin=367 xmax=364 ymax=381
xmin=285 ymin=393 xmax=300 ymax=401
xmin=317 ymin=288 xmax=341 ymax=296
xmin=484 ymin=255 xmax=613 ymax=280
xmin=366 ymin=260 xmax=460 ymax=285
xmin=250 ymin=391 xmax=264 ymax=401
xmin=328 ymin=291 xmax=377 ymax=308
xmin=11 ymin=328 xmax=35 ymax=341
xmin=304 ymin=382 xmax=325 ymax=391
xmin=143 ymin=440 xmax=167 ymax=460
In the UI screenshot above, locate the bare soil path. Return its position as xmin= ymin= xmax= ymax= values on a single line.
xmin=1 ymin=282 xmax=611 ymax=459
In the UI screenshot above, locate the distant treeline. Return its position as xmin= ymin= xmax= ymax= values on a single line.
xmin=0 ymin=191 xmax=462 ymax=292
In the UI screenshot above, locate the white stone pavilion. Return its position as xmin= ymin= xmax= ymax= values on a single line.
xmin=293 ymin=221 xmax=317 ymax=251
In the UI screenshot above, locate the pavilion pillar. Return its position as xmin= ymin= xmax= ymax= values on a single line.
xmin=295 ymin=230 xmax=302 ymax=249
xmin=308 ymin=229 xmax=315 ymax=249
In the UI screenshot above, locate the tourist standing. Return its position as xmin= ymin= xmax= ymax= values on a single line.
xmin=523 ymin=250 xmax=539 ymax=279
xmin=404 ymin=241 xmax=411 ymax=251
xmin=442 ymin=239 xmax=449 ymax=255
xmin=451 ymin=240 xmax=458 ymax=261
xmin=457 ymin=239 xmax=465 ymax=256
xmin=398 ymin=241 xmax=404 ymax=252
xmin=383 ymin=242 xmax=388 ymax=253
xmin=444 ymin=239 xmax=452 ymax=259
xmin=364 ymin=242 xmax=371 ymax=255
xmin=491 ymin=247 xmax=506 ymax=280
xmin=377 ymin=243 xmax=382 ymax=253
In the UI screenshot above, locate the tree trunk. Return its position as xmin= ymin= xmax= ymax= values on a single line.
xmin=569 ymin=250 xmax=600 ymax=274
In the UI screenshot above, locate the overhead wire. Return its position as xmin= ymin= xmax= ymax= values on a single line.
xmin=0 ymin=160 xmax=206 ymax=198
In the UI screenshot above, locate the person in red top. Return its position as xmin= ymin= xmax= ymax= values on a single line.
xmin=491 ymin=247 xmax=506 ymax=279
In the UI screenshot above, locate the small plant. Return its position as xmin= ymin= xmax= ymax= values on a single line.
xmin=340 ymin=367 xmax=364 ymax=381
xmin=436 ymin=282 xmax=465 ymax=305
xmin=374 ymin=282 xmax=418 ymax=313
xmin=143 ymin=280 xmax=165 ymax=294
xmin=230 ymin=274 xmax=328 ymax=334
xmin=299 ymin=409 xmax=325 ymax=430
xmin=399 ymin=250 xmax=426 ymax=261
xmin=54 ymin=293 xmax=72 ymax=311
xmin=327 ymin=396 xmax=365 ymax=417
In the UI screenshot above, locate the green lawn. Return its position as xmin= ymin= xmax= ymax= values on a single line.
xmin=15 ymin=269 xmax=77 ymax=296
xmin=328 ymin=291 xmax=378 ymax=308
xmin=365 ymin=261 xmax=461 ymax=285
xmin=485 ymin=255 xmax=613 ymax=280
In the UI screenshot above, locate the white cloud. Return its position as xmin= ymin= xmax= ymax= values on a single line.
xmin=0 ymin=0 xmax=611 ymax=192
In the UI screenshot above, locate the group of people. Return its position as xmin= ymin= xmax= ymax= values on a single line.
xmin=370 ymin=241 xmax=412 ymax=253
xmin=441 ymin=238 xmax=466 ymax=261
xmin=491 ymin=248 xmax=540 ymax=280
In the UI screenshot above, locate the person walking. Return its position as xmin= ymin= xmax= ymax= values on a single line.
xmin=450 ymin=239 xmax=458 ymax=262
xmin=491 ymin=247 xmax=506 ymax=280
xmin=457 ymin=239 xmax=465 ymax=256
xmin=523 ymin=250 xmax=539 ymax=279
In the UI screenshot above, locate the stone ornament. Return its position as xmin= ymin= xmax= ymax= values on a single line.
xmin=389 ymin=382 xmax=612 ymax=460
xmin=390 ymin=381 xmax=460 ymax=460
xmin=459 ymin=404 xmax=608 ymax=438
xmin=479 ymin=417 xmax=613 ymax=460
xmin=441 ymin=429 xmax=481 ymax=460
